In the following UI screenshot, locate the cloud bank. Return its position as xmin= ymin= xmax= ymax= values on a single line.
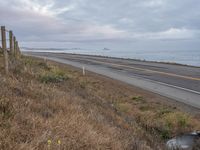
xmin=1 ymin=0 xmax=200 ymax=49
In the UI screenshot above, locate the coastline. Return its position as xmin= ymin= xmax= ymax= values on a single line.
xmin=22 ymin=50 xmax=200 ymax=68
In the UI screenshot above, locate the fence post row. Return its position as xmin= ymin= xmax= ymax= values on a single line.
xmin=16 ymin=41 xmax=19 ymax=58
xmin=13 ymin=36 xmax=16 ymax=57
xmin=9 ymin=30 xmax=14 ymax=55
xmin=1 ymin=26 xmax=21 ymax=74
xmin=1 ymin=26 xmax=9 ymax=74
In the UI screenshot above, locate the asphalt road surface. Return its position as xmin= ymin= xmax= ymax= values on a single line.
xmin=25 ymin=52 xmax=200 ymax=109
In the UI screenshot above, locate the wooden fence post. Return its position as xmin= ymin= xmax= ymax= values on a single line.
xmin=16 ymin=41 xmax=19 ymax=58
xmin=13 ymin=36 xmax=16 ymax=57
xmin=1 ymin=26 xmax=9 ymax=74
xmin=9 ymin=30 xmax=14 ymax=55
xmin=17 ymin=42 xmax=21 ymax=57
xmin=82 ymin=66 xmax=85 ymax=76
xmin=17 ymin=42 xmax=20 ymax=57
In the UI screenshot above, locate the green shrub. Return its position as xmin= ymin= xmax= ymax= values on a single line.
xmin=160 ymin=129 xmax=170 ymax=139
xmin=0 ymin=98 xmax=13 ymax=119
xmin=177 ymin=114 xmax=188 ymax=128
xmin=158 ymin=108 xmax=172 ymax=116
xmin=132 ymin=96 xmax=143 ymax=100
xmin=37 ymin=62 xmax=50 ymax=70
xmin=23 ymin=57 xmax=36 ymax=66
xmin=131 ymin=96 xmax=145 ymax=103
xmin=40 ymin=73 xmax=68 ymax=83
xmin=39 ymin=67 xmax=68 ymax=83
xmin=79 ymin=81 xmax=86 ymax=89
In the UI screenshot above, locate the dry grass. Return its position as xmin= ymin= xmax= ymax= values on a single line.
xmin=0 ymin=55 xmax=200 ymax=150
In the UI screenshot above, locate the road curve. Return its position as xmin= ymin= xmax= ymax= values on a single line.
xmin=25 ymin=52 xmax=200 ymax=109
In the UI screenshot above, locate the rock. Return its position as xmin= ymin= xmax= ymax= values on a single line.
xmin=166 ymin=131 xmax=200 ymax=150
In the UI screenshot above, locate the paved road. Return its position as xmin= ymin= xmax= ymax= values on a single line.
xmin=25 ymin=52 xmax=200 ymax=109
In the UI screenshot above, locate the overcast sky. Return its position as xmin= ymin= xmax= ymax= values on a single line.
xmin=1 ymin=0 xmax=200 ymax=50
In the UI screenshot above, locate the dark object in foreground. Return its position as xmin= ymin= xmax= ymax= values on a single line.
xmin=166 ymin=131 xmax=200 ymax=150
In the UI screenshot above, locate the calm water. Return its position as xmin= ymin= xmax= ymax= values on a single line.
xmin=23 ymin=48 xmax=200 ymax=67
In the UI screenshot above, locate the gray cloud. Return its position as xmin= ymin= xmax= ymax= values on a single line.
xmin=0 ymin=0 xmax=200 ymax=49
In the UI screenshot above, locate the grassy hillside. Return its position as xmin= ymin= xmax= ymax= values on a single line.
xmin=0 ymin=53 xmax=200 ymax=149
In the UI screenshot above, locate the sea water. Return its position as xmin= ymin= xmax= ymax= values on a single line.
xmin=23 ymin=48 xmax=200 ymax=67
xmin=22 ymin=40 xmax=200 ymax=67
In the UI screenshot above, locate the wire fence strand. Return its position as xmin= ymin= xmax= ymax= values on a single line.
xmin=0 ymin=39 xmax=11 ymax=41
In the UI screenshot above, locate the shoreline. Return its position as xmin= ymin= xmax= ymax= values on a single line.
xmin=22 ymin=50 xmax=200 ymax=68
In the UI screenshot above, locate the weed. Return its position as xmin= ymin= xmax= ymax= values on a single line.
xmin=160 ymin=129 xmax=170 ymax=139
xmin=162 ymin=112 xmax=191 ymax=136
xmin=115 ymin=102 xmax=131 ymax=113
xmin=37 ymin=62 xmax=50 ymax=70
xmin=39 ymin=67 xmax=69 ymax=83
xmin=0 ymin=98 xmax=13 ymax=119
xmin=79 ymin=79 xmax=89 ymax=89
xmin=22 ymin=57 xmax=36 ymax=66
xmin=177 ymin=114 xmax=188 ymax=128
xmin=158 ymin=108 xmax=172 ymax=116
xmin=131 ymin=96 xmax=145 ymax=103
xmin=139 ymin=105 xmax=151 ymax=111
xmin=39 ymin=73 xmax=67 ymax=83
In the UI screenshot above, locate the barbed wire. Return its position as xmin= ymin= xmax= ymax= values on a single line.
xmin=5 ymin=29 xmax=10 ymax=32
xmin=0 ymin=27 xmax=18 ymax=49
xmin=0 ymin=39 xmax=11 ymax=41
xmin=0 ymin=27 xmax=16 ymax=37
xmin=0 ymin=28 xmax=10 ymax=31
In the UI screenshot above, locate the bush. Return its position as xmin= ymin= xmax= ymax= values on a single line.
xmin=132 ymin=96 xmax=145 ymax=103
xmin=164 ymin=112 xmax=190 ymax=129
xmin=40 ymin=73 xmax=68 ymax=83
xmin=0 ymin=97 xmax=13 ymax=119
xmin=37 ymin=62 xmax=50 ymax=70
xmin=160 ymin=129 xmax=170 ymax=139
xmin=39 ymin=67 xmax=68 ymax=83
xmin=23 ymin=57 xmax=36 ymax=66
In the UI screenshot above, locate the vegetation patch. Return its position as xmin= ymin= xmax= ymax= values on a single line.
xmin=157 ymin=108 xmax=172 ymax=116
xmin=39 ymin=67 xmax=69 ymax=83
xmin=131 ymin=95 xmax=145 ymax=103
xmin=0 ymin=97 xmax=13 ymax=119
xmin=139 ymin=105 xmax=152 ymax=111
xmin=163 ymin=112 xmax=191 ymax=130
xmin=37 ymin=62 xmax=50 ymax=70
xmin=158 ymin=112 xmax=191 ymax=139
xmin=23 ymin=56 xmax=36 ymax=66
xmin=115 ymin=102 xmax=132 ymax=113
xmin=0 ymin=55 xmax=200 ymax=149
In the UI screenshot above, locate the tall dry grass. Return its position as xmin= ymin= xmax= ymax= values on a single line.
xmin=0 ymin=56 xmax=153 ymax=149
xmin=0 ymin=55 xmax=199 ymax=149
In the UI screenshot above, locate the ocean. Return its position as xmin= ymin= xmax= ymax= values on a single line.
xmin=22 ymin=39 xmax=200 ymax=67
xmin=23 ymin=48 xmax=200 ymax=67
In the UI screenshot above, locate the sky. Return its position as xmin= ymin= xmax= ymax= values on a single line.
xmin=1 ymin=0 xmax=200 ymax=51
